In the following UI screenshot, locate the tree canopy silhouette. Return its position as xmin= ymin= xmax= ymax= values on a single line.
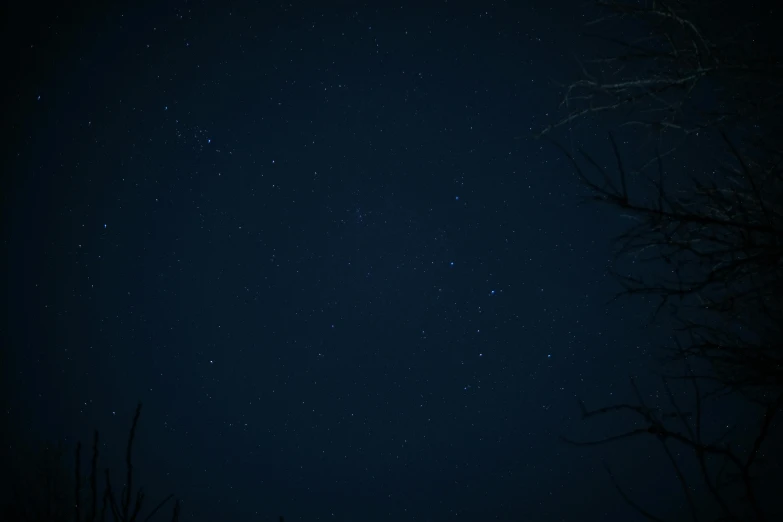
xmin=541 ymin=0 xmax=783 ymax=401
xmin=542 ymin=1 xmax=783 ymax=520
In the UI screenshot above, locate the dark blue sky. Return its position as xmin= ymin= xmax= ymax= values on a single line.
xmin=3 ymin=2 xmax=702 ymax=521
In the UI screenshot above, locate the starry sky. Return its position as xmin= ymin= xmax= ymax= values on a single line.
xmin=1 ymin=1 xmax=712 ymax=521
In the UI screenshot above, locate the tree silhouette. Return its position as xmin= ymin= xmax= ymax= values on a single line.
xmin=540 ymin=0 xmax=783 ymax=401
xmin=539 ymin=1 xmax=783 ymax=520
xmin=563 ymin=374 xmax=782 ymax=521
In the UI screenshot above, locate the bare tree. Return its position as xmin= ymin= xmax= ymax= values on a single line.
xmin=563 ymin=375 xmax=782 ymax=522
xmin=539 ymin=0 xmax=783 ymax=401
xmin=537 ymin=1 xmax=783 ymax=520
xmin=548 ymin=129 xmax=783 ymax=401
xmin=539 ymin=0 xmax=783 ymax=143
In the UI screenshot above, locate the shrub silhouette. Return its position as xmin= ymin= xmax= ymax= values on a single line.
xmin=2 ymin=403 xmax=180 ymax=522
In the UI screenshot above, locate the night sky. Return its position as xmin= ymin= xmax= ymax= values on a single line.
xmin=1 ymin=2 xmax=709 ymax=521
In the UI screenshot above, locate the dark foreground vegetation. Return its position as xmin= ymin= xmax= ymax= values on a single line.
xmin=2 ymin=404 xmax=181 ymax=522
xmin=541 ymin=1 xmax=783 ymax=520
xmin=4 ymin=1 xmax=781 ymax=521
